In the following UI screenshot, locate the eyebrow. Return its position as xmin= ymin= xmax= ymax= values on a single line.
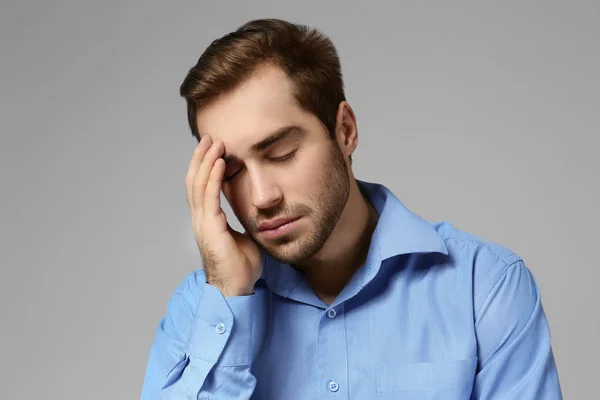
xmin=221 ymin=125 xmax=306 ymax=164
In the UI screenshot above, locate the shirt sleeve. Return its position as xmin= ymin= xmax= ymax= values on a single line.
xmin=471 ymin=259 xmax=562 ymax=399
xmin=140 ymin=269 xmax=257 ymax=400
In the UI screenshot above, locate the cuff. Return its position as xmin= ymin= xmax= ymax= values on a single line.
xmin=186 ymin=282 xmax=255 ymax=366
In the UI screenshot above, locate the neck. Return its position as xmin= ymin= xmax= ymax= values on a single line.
xmin=294 ymin=179 xmax=379 ymax=305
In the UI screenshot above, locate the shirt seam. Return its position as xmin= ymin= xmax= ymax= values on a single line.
xmin=473 ymin=259 xmax=523 ymax=322
xmin=443 ymin=236 xmax=522 ymax=319
xmin=476 ymin=261 xmax=541 ymax=370
xmin=193 ymin=352 xmax=249 ymax=367
xmin=443 ymin=236 xmax=511 ymax=262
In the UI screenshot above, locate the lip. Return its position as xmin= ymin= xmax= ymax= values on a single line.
xmin=257 ymin=217 xmax=300 ymax=231
xmin=257 ymin=217 xmax=301 ymax=239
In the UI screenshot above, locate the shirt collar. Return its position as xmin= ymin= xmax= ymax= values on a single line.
xmin=357 ymin=179 xmax=448 ymax=263
xmin=259 ymin=179 xmax=448 ymax=294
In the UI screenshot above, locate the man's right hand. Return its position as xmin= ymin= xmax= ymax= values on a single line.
xmin=185 ymin=135 xmax=263 ymax=297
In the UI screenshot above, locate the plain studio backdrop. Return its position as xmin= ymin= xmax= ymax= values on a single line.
xmin=1 ymin=1 xmax=598 ymax=398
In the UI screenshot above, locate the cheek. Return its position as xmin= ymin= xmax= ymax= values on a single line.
xmin=283 ymin=150 xmax=329 ymax=193
xmin=298 ymin=146 xmax=330 ymax=177
xmin=292 ymin=164 xmax=318 ymax=188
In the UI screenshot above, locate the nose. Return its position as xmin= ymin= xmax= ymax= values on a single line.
xmin=248 ymin=168 xmax=282 ymax=210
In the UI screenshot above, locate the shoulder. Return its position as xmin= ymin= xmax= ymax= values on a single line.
xmin=431 ymin=221 xmax=533 ymax=316
xmin=434 ymin=220 xmax=520 ymax=265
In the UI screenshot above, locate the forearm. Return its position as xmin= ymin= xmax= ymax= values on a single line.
xmin=141 ymin=273 xmax=258 ymax=400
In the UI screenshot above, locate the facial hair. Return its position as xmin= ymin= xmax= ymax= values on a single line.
xmin=251 ymin=139 xmax=351 ymax=264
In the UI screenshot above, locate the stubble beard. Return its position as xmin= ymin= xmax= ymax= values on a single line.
xmin=257 ymin=140 xmax=351 ymax=264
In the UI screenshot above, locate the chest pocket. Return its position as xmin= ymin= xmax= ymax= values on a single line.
xmin=375 ymin=357 xmax=477 ymax=400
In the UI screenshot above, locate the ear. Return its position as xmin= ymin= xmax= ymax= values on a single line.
xmin=334 ymin=101 xmax=358 ymax=160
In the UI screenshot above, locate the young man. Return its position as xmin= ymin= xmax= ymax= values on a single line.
xmin=140 ymin=18 xmax=562 ymax=399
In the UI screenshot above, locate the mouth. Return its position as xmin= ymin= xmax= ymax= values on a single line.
xmin=257 ymin=217 xmax=302 ymax=239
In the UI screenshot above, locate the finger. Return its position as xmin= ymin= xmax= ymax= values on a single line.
xmin=185 ymin=136 xmax=212 ymax=207
xmin=192 ymin=140 xmax=224 ymax=211
xmin=185 ymin=136 xmax=212 ymax=183
xmin=204 ymin=157 xmax=225 ymax=216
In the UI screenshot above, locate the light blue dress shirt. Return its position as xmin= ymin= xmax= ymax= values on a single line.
xmin=140 ymin=180 xmax=562 ymax=399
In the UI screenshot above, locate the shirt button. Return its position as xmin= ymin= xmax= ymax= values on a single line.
xmin=328 ymin=380 xmax=339 ymax=392
xmin=215 ymin=323 xmax=227 ymax=334
xmin=327 ymin=308 xmax=337 ymax=319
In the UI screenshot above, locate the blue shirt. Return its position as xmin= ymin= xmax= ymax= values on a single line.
xmin=140 ymin=180 xmax=562 ymax=399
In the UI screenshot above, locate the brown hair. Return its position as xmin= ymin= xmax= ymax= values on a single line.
xmin=179 ymin=18 xmax=350 ymax=161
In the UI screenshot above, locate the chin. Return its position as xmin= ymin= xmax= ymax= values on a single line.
xmin=267 ymin=237 xmax=327 ymax=265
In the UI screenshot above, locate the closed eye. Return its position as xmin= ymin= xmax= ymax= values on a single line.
xmin=268 ymin=150 xmax=296 ymax=162
xmin=223 ymin=151 xmax=297 ymax=182
xmin=223 ymin=168 xmax=242 ymax=182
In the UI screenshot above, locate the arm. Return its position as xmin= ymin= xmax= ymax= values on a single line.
xmin=140 ymin=270 xmax=257 ymax=400
xmin=472 ymin=259 xmax=562 ymax=399
xmin=140 ymin=134 xmax=264 ymax=399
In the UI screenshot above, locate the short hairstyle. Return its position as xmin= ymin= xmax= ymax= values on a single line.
xmin=179 ymin=18 xmax=350 ymax=162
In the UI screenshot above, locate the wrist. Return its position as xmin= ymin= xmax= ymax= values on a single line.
xmin=212 ymin=283 xmax=254 ymax=297
xmin=205 ymin=274 xmax=254 ymax=297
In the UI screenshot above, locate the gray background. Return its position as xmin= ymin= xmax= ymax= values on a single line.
xmin=1 ymin=1 xmax=597 ymax=398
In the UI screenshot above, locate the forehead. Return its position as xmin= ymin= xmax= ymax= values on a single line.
xmin=196 ymin=65 xmax=319 ymax=153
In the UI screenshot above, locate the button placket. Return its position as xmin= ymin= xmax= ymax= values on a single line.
xmin=318 ymin=303 xmax=347 ymax=397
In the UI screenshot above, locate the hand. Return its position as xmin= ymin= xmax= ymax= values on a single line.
xmin=185 ymin=135 xmax=263 ymax=297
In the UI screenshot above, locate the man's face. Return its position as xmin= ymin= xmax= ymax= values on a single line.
xmin=196 ymin=64 xmax=350 ymax=264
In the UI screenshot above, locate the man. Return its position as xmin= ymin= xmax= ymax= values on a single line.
xmin=140 ymin=18 xmax=562 ymax=399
